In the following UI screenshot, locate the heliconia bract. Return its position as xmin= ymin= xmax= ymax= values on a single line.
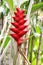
xmin=10 ymin=8 xmax=28 ymax=46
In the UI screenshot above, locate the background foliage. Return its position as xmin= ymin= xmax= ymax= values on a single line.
xmin=0 ymin=0 xmax=43 ymax=65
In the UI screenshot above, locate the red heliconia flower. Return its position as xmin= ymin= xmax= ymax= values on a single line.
xmin=10 ymin=8 xmax=28 ymax=46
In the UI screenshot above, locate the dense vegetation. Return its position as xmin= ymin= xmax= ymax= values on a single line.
xmin=0 ymin=0 xmax=43 ymax=65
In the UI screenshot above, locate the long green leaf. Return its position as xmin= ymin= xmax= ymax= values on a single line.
xmin=31 ymin=2 xmax=43 ymax=13
xmin=3 ymin=36 xmax=11 ymax=48
xmin=21 ymin=2 xmax=43 ymax=14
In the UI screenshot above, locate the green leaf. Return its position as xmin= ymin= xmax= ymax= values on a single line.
xmin=32 ymin=52 xmax=36 ymax=65
xmin=20 ymin=2 xmax=43 ymax=14
xmin=41 ymin=57 xmax=43 ymax=63
xmin=35 ymin=25 xmax=41 ymax=33
xmin=5 ymin=0 xmax=14 ymax=12
xmin=5 ymin=8 xmax=10 ymax=15
xmin=41 ymin=0 xmax=43 ymax=2
xmin=3 ymin=36 xmax=11 ymax=48
xmin=31 ymin=2 xmax=43 ymax=13
xmin=34 ymin=37 xmax=39 ymax=50
xmin=40 ymin=38 xmax=43 ymax=51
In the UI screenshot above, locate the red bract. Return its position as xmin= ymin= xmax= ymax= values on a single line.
xmin=10 ymin=28 xmax=19 ymax=33
xmin=10 ymin=33 xmax=19 ymax=41
xmin=19 ymin=20 xmax=27 ymax=25
xmin=19 ymin=25 xmax=28 ymax=30
xmin=10 ymin=8 xmax=28 ymax=46
xmin=18 ymin=30 xmax=28 ymax=37
xmin=11 ymin=22 xmax=19 ymax=28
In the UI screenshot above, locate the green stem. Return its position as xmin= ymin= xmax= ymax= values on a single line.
xmin=29 ymin=36 xmax=34 ymax=65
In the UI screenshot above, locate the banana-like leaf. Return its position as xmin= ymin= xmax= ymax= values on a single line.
xmin=31 ymin=2 xmax=43 ymax=13
xmin=20 ymin=2 xmax=43 ymax=14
